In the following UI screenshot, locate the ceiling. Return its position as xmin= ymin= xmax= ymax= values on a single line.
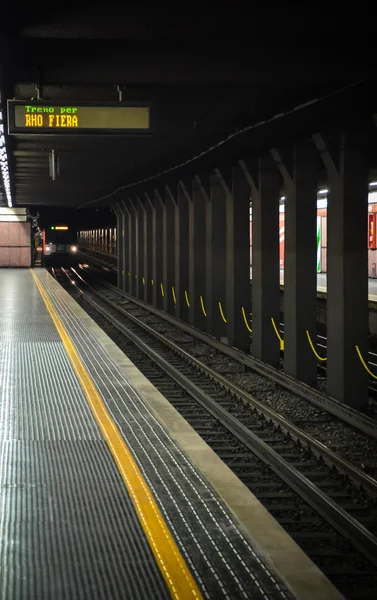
xmin=0 ymin=1 xmax=374 ymax=209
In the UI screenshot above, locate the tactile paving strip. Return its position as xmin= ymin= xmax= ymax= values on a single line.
xmin=38 ymin=269 xmax=294 ymax=600
xmin=0 ymin=270 xmax=170 ymax=599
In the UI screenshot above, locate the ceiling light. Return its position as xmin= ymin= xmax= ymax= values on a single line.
xmin=370 ymin=182 xmax=377 ymax=187
xmin=318 ymin=188 xmax=328 ymax=194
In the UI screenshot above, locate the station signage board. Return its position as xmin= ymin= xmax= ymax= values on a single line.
xmin=7 ymin=100 xmax=153 ymax=135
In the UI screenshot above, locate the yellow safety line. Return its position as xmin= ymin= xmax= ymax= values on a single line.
xmin=199 ymin=295 xmax=207 ymax=317
xmin=172 ymin=286 xmax=177 ymax=305
xmin=241 ymin=307 xmax=252 ymax=333
xmin=160 ymin=283 xmax=165 ymax=297
xmin=271 ymin=317 xmax=284 ymax=351
xmin=142 ymin=276 xmax=145 ymax=285
xmin=305 ymin=330 xmax=327 ymax=361
xmin=218 ymin=302 xmax=227 ymax=323
xmin=30 ymin=270 xmax=203 ymax=600
xmin=355 ymin=345 xmax=377 ymax=380
xmin=151 ymin=279 xmax=154 ymax=285
xmin=184 ymin=291 xmax=190 ymax=308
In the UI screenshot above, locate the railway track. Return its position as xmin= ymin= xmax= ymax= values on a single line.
xmin=54 ymin=266 xmax=377 ymax=599
xmin=67 ymin=264 xmax=377 ymax=479
xmin=76 ymin=261 xmax=377 ymax=436
xmin=77 ymin=251 xmax=377 ymax=421
xmin=77 ymin=249 xmax=377 ymax=403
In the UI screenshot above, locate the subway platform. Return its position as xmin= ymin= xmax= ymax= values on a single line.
xmin=0 ymin=269 xmax=342 ymax=600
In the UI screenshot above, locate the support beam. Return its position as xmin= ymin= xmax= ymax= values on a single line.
xmin=122 ymin=202 xmax=130 ymax=293
xmin=152 ymin=191 xmax=164 ymax=309
xmin=113 ymin=203 xmax=125 ymax=291
xmin=313 ymin=129 xmax=369 ymax=409
xmin=144 ymin=195 xmax=153 ymax=305
xmin=123 ymin=200 xmax=134 ymax=295
xmin=271 ymin=143 xmax=318 ymax=385
xmin=162 ymin=187 xmax=176 ymax=315
xmin=217 ymin=166 xmax=251 ymax=351
xmin=189 ymin=177 xmax=207 ymax=330
xmin=120 ymin=206 xmax=127 ymax=292
xmin=174 ymin=182 xmax=189 ymax=322
xmin=128 ymin=199 xmax=137 ymax=296
xmin=135 ymin=197 xmax=145 ymax=300
xmin=243 ymin=157 xmax=281 ymax=365
xmin=206 ymin=171 xmax=227 ymax=339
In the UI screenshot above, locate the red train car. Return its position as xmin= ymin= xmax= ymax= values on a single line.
xmin=249 ymin=189 xmax=377 ymax=277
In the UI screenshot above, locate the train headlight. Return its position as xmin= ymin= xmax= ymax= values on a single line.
xmin=70 ymin=246 xmax=77 ymax=253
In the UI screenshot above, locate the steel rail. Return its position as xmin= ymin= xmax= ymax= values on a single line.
xmin=86 ymin=275 xmax=377 ymax=441
xmin=64 ymin=268 xmax=377 ymax=568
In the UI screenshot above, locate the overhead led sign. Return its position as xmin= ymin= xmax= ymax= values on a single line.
xmin=7 ymin=100 xmax=153 ymax=135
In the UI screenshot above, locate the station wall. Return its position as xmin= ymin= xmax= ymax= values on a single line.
xmin=0 ymin=210 xmax=31 ymax=267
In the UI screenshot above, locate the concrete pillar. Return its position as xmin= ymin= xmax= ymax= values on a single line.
xmin=135 ymin=200 xmax=144 ymax=300
xmin=189 ymin=177 xmax=207 ymax=330
xmin=271 ymin=143 xmax=318 ymax=385
xmin=174 ymin=182 xmax=190 ymax=322
xmin=121 ymin=201 xmax=130 ymax=293
xmin=314 ymin=129 xmax=369 ymax=409
xmin=127 ymin=201 xmax=136 ymax=296
xmin=114 ymin=203 xmax=125 ymax=290
xmin=152 ymin=192 xmax=163 ymax=309
xmin=246 ymin=157 xmax=281 ymax=365
xmin=144 ymin=195 xmax=153 ymax=305
xmin=162 ymin=187 xmax=175 ymax=315
xmin=121 ymin=220 xmax=126 ymax=292
xmin=217 ymin=166 xmax=251 ymax=352
xmin=206 ymin=172 xmax=227 ymax=339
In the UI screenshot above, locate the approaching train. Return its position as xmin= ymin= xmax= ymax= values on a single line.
xmin=43 ymin=225 xmax=77 ymax=264
xmin=249 ymin=186 xmax=377 ymax=278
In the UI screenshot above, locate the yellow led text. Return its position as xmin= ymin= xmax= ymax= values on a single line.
xmin=25 ymin=114 xmax=79 ymax=127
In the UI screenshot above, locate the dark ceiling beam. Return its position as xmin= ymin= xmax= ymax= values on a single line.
xmin=14 ymin=162 xmax=48 ymax=167
xmin=13 ymin=150 xmax=50 ymax=157
xmin=16 ymin=156 xmax=47 ymax=159
xmin=15 ymin=159 xmax=47 ymax=164
xmin=15 ymin=166 xmax=48 ymax=171
xmin=15 ymin=166 xmax=45 ymax=171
